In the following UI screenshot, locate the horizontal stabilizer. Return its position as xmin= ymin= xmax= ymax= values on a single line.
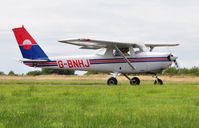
xmin=19 ymin=59 xmax=48 ymax=63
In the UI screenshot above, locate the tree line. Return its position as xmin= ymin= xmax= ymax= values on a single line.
xmin=0 ymin=68 xmax=74 ymax=76
xmin=0 ymin=67 xmax=199 ymax=76
xmin=162 ymin=67 xmax=199 ymax=76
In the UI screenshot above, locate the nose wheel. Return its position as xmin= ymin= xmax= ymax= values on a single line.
xmin=154 ymin=78 xmax=163 ymax=85
xmin=153 ymin=74 xmax=163 ymax=85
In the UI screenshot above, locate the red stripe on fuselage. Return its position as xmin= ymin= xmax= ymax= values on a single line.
xmin=90 ymin=57 xmax=169 ymax=64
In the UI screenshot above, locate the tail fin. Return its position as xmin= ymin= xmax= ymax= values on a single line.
xmin=12 ymin=26 xmax=48 ymax=60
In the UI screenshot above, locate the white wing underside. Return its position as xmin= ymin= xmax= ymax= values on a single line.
xmin=59 ymin=38 xmax=179 ymax=49
xmin=59 ymin=39 xmax=135 ymax=49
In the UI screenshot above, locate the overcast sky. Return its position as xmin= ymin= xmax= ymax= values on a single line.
xmin=1 ymin=0 xmax=199 ymax=74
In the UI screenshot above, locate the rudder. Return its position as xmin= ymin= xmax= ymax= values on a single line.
xmin=12 ymin=26 xmax=48 ymax=60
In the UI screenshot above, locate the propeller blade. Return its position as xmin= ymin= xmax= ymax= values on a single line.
xmin=174 ymin=60 xmax=179 ymax=70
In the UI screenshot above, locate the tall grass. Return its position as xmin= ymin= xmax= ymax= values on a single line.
xmin=0 ymin=80 xmax=199 ymax=127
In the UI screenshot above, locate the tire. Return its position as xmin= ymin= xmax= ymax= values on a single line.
xmin=130 ymin=77 xmax=140 ymax=85
xmin=154 ymin=78 xmax=163 ymax=85
xmin=107 ymin=77 xmax=118 ymax=85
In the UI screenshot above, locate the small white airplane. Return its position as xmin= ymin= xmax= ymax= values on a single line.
xmin=12 ymin=26 xmax=179 ymax=85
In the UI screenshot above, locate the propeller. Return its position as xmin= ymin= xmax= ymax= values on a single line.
xmin=168 ymin=54 xmax=180 ymax=70
xmin=173 ymin=59 xmax=179 ymax=69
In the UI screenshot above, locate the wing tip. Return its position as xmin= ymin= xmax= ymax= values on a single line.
xmin=145 ymin=43 xmax=180 ymax=47
xmin=58 ymin=40 xmax=65 ymax=43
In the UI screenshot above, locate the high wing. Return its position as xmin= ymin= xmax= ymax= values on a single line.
xmin=59 ymin=38 xmax=179 ymax=50
xmin=59 ymin=38 xmax=137 ymax=49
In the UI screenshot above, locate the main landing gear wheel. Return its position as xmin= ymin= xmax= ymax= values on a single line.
xmin=154 ymin=78 xmax=163 ymax=85
xmin=130 ymin=77 xmax=140 ymax=85
xmin=107 ymin=77 xmax=118 ymax=85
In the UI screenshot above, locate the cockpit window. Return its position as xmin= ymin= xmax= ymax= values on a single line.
xmin=132 ymin=44 xmax=144 ymax=54
xmin=96 ymin=48 xmax=106 ymax=56
xmin=133 ymin=47 xmax=142 ymax=54
xmin=96 ymin=44 xmax=145 ymax=57
xmin=113 ymin=48 xmax=130 ymax=56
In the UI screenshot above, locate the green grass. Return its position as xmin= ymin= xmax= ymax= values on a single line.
xmin=0 ymin=79 xmax=199 ymax=128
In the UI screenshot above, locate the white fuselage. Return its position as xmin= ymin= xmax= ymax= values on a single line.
xmin=25 ymin=51 xmax=172 ymax=74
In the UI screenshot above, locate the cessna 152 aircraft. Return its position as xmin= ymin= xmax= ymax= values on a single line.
xmin=12 ymin=26 xmax=179 ymax=85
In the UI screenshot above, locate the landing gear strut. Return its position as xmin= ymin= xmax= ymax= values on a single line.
xmin=153 ymin=74 xmax=163 ymax=85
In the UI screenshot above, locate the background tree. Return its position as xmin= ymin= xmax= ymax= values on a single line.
xmin=0 ymin=71 xmax=5 ymax=76
xmin=8 ymin=71 xmax=17 ymax=76
xmin=42 ymin=68 xmax=75 ymax=75
xmin=26 ymin=70 xmax=42 ymax=76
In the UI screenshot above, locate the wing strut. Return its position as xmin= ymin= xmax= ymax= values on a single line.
xmin=114 ymin=45 xmax=135 ymax=70
xmin=149 ymin=46 xmax=154 ymax=52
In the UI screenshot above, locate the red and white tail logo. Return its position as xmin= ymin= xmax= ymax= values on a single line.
xmin=12 ymin=26 xmax=49 ymax=59
xmin=12 ymin=26 xmax=37 ymax=50
xmin=22 ymin=39 xmax=32 ymax=50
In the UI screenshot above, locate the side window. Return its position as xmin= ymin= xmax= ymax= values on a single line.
xmin=133 ymin=48 xmax=141 ymax=53
xmin=113 ymin=48 xmax=130 ymax=56
xmin=132 ymin=45 xmax=144 ymax=54
xmin=113 ymin=49 xmax=120 ymax=56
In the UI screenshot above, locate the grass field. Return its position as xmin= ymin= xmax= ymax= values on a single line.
xmin=0 ymin=75 xmax=199 ymax=128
